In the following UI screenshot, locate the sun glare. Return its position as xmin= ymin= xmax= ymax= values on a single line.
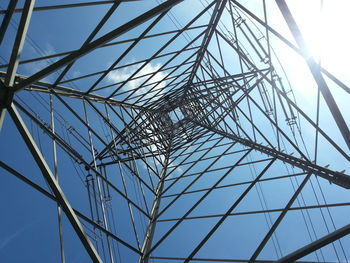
xmin=291 ymin=1 xmax=350 ymax=69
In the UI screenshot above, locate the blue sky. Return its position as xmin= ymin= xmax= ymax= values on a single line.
xmin=0 ymin=0 xmax=349 ymax=262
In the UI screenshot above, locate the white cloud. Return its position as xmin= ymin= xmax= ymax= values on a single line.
xmin=109 ymin=61 xmax=184 ymax=177
xmin=0 ymin=228 xmax=25 ymax=249
xmin=106 ymin=62 xmax=168 ymax=102
xmin=0 ymin=218 xmax=40 ymax=249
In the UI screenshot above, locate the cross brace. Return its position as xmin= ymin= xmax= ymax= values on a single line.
xmin=190 ymin=118 xmax=350 ymax=189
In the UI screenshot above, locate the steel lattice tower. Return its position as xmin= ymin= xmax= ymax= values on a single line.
xmin=0 ymin=0 xmax=349 ymax=262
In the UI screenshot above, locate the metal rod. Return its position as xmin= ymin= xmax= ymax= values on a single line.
xmin=275 ymin=224 xmax=350 ymax=263
xmin=275 ymin=0 xmax=350 ymax=150
xmin=185 ymin=159 xmax=276 ymax=261
xmin=13 ymin=0 xmax=185 ymax=91
xmin=145 ymin=148 xmax=252 ymax=258
xmin=249 ymin=173 xmax=312 ymax=261
xmin=50 ymin=94 xmax=65 ymax=263
xmin=190 ymin=118 xmax=350 ymax=189
xmin=139 ymin=131 xmax=173 ymax=263
xmin=0 ymin=0 xmax=19 ymax=46
xmin=83 ymin=99 xmax=115 ymax=263
xmin=4 ymin=0 xmax=35 ymax=87
xmin=7 ymin=104 xmax=102 ymax=263
xmin=0 ymin=160 xmax=141 ymax=255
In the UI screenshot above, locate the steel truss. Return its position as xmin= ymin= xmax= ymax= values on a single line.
xmin=0 ymin=0 xmax=349 ymax=262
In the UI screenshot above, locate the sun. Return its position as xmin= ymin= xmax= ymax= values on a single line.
xmin=289 ymin=0 xmax=350 ymax=69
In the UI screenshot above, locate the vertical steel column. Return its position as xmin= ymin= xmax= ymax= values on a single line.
xmin=50 ymin=94 xmax=65 ymax=263
xmin=139 ymin=132 xmax=173 ymax=263
xmin=116 ymin=158 xmax=142 ymax=250
xmin=83 ymin=99 xmax=115 ymax=263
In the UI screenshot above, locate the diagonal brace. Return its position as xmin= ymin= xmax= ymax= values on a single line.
xmin=13 ymin=0 xmax=184 ymax=92
xmin=7 ymin=104 xmax=102 ymax=263
xmin=189 ymin=118 xmax=350 ymax=189
xmin=275 ymin=223 xmax=350 ymax=263
xmin=275 ymin=0 xmax=350 ymax=150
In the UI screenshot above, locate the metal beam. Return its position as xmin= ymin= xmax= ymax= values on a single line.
xmin=0 ymin=31 xmax=201 ymax=70
xmin=275 ymin=0 xmax=350 ymax=150
xmin=0 ymin=0 xmax=34 ymax=132
xmin=0 ymin=106 xmax=6 ymax=131
xmin=51 ymin=2 xmax=121 ymax=87
xmin=0 ymin=0 xmax=144 ymax=14
xmin=249 ymin=173 xmax=312 ymax=261
xmin=85 ymin=9 xmax=167 ymax=94
xmin=144 ymin=148 xmax=252 ymax=258
xmin=106 ymin=1 xmax=216 ymax=99
xmin=230 ymin=0 xmax=350 ymax=95
xmin=216 ymin=29 xmax=349 ymax=161
xmin=0 ymin=0 xmax=19 ymax=46
xmin=150 ymin=256 xmax=336 ymax=263
xmin=189 ymin=118 xmax=350 ymax=189
xmin=275 ymin=224 xmax=350 ymax=263
xmin=187 ymin=0 xmax=228 ymax=85
xmin=157 ymin=202 xmax=350 ymax=222
xmin=184 ymin=159 xmax=275 ymax=262
xmin=13 ymin=0 xmax=184 ymax=91
xmin=0 ymin=160 xmax=141 ymax=255
xmin=7 ymin=104 xmax=102 ymax=263
xmin=0 ymin=71 xmax=149 ymax=110
xmin=5 ymin=0 xmax=35 ymax=87
xmin=139 ymin=132 xmax=173 ymax=263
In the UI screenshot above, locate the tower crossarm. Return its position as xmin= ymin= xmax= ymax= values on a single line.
xmin=190 ymin=118 xmax=350 ymax=189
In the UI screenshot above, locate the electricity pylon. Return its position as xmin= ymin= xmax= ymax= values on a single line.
xmin=0 ymin=0 xmax=349 ymax=262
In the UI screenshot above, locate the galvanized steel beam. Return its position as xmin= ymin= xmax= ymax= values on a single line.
xmin=13 ymin=0 xmax=185 ymax=91
xmin=7 ymin=104 xmax=102 ymax=263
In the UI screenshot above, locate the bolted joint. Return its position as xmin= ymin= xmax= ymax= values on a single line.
xmin=0 ymin=82 xmax=14 ymax=109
